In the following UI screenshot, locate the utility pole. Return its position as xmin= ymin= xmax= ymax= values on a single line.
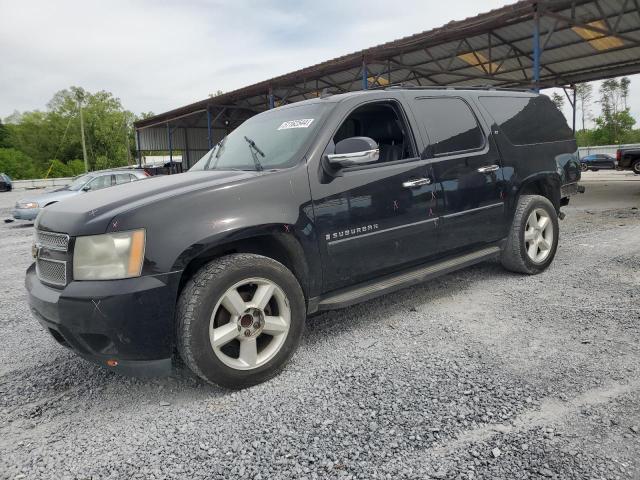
xmin=79 ymin=99 xmax=89 ymax=173
xmin=123 ymin=113 xmax=132 ymax=166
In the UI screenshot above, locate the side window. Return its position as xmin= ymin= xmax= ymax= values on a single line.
xmin=332 ymin=101 xmax=415 ymax=164
xmin=88 ymin=175 xmax=113 ymax=191
xmin=479 ymin=95 xmax=574 ymax=145
xmin=412 ymin=97 xmax=484 ymax=156
xmin=115 ymin=173 xmax=133 ymax=184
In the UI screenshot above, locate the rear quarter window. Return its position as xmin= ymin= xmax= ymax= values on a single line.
xmin=479 ymin=95 xmax=574 ymax=145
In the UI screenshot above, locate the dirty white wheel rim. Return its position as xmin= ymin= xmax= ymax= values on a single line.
xmin=209 ymin=277 xmax=290 ymax=370
xmin=524 ymin=208 xmax=554 ymax=263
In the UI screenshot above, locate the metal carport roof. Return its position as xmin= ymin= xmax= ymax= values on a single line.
xmin=134 ymin=0 xmax=640 ymax=169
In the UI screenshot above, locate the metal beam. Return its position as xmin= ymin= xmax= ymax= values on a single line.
xmin=136 ymin=129 xmax=142 ymax=167
xmin=389 ymin=58 xmax=518 ymax=84
xmin=166 ymin=123 xmax=173 ymax=173
xmin=544 ymin=10 xmax=640 ymax=46
xmin=362 ymin=58 xmax=368 ymax=90
xmin=206 ymin=108 xmax=212 ymax=149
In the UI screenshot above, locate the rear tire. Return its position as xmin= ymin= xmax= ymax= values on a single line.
xmin=176 ymin=254 xmax=306 ymax=389
xmin=632 ymin=160 xmax=640 ymax=174
xmin=501 ymin=195 xmax=559 ymax=275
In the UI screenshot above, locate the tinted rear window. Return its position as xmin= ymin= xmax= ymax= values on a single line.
xmin=479 ymin=95 xmax=573 ymax=145
xmin=412 ymin=97 xmax=485 ymax=156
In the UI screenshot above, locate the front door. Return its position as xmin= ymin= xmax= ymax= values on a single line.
xmin=408 ymin=95 xmax=506 ymax=253
xmin=309 ymin=99 xmax=440 ymax=292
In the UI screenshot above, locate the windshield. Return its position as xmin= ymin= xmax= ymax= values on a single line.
xmin=67 ymin=174 xmax=94 ymax=191
xmin=190 ymin=102 xmax=332 ymax=171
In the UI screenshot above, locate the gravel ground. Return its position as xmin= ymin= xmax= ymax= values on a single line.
xmin=1 ymin=171 xmax=639 ymax=480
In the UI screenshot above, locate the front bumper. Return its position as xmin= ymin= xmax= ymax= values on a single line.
xmin=26 ymin=264 xmax=181 ymax=376
xmin=13 ymin=207 xmax=40 ymax=221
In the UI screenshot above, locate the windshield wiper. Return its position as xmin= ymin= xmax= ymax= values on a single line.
xmin=205 ymin=136 xmax=228 ymax=170
xmin=243 ymin=136 xmax=265 ymax=171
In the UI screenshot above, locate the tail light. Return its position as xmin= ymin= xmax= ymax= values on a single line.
xmin=616 ymin=150 xmax=622 ymax=162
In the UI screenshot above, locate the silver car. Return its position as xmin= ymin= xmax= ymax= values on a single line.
xmin=13 ymin=170 xmax=148 ymax=221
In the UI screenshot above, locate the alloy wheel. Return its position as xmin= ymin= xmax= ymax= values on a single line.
xmin=209 ymin=277 xmax=290 ymax=370
xmin=524 ymin=208 xmax=554 ymax=263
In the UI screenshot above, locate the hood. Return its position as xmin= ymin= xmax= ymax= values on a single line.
xmin=36 ymin=170 xmax=258 ymax=235
xmin=19 ymin=189 xmax=78 ymax=207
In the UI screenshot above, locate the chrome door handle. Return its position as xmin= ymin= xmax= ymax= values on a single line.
xmin=402 ymin=177 xmax=432 ymax=188
xmin=477 ymin=165 xmax=499 ymax=173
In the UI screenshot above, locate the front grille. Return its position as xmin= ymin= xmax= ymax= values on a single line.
xmin=36 ymin=257 xmax=67 ymax=286
xmin=36 ymin=230 xmax=70 ymax=252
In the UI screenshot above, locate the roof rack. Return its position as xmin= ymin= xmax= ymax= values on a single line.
xmin=385 ymin=84 xmax=532 ymax=93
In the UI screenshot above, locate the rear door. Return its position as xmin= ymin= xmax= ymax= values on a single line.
xmin=407 ymin=95 xmax=506 ymax=253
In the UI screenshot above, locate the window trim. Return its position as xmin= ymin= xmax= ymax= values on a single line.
xmin=413 ymin=95 xmax=487 ymax=158
xmin=325 ymin=98 xmax=420 ymax=172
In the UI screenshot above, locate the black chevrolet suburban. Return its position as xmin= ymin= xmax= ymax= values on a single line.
xmin=27 ymin=87 xmax=581 ymax=388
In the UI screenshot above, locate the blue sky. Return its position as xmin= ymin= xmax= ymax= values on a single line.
xmin=1 ymin=0 xmax=638 ymax=127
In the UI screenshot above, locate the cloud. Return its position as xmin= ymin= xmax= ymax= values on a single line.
xmin=1 ymin=0 xmax=639 ymax=124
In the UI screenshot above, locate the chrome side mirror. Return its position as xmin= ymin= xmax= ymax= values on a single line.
xmin=326 ymin=136 xmax=379 ymax=168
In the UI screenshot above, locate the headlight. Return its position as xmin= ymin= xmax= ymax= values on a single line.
xmin=19 ymin=202 xmax=39 ymax=209
xmin=73 ymin=229 xmax=145 ymax=280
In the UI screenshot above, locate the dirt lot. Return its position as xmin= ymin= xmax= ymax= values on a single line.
xmin=1 ymin=171 xmax=639 ymax=480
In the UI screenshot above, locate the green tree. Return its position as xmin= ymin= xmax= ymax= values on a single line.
xmin=46 ymin=159 xmax=74 ymax=178
xmin=597 ymin=77 xmax=635 ymax=144
xmin=67 ymin=159 xmax=86 ymax=176
xmin=6 ymin=86 xmax=136 ymax=177
xmin=0 ymin=148 xmax=40 ymax=179
xmin=0 ymin=119 xmax=11 ymax=148
xmin=574 ymin=83 xmax=593 ymax=131
xmin=551 ymin=92 xmax=565 ymax=111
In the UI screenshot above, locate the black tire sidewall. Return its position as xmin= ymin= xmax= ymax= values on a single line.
xmin=183 ymin=256 xmax=305 ymax=389
xmin=517 ymin=197 xmax=559 ymax=274
xmin=633 ymin=160 xmax=640 ymax=174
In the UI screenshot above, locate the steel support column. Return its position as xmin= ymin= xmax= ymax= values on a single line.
xmin=362 ymin=59 xmax=368 ymax=90
xmin=206 ymin=107 xmax=213 ymax=149
xmin=572 ymin=85 xmax=577 ymax=134
xmin=136 ymin=129 xmax=142 ymax=167
xmin=532 ymin=6 xmax=541 ymax=92
xmin=268 ymin=87 xmax=275 ymax=109
xmin=167 ymin=123 xmax=173 ymax=174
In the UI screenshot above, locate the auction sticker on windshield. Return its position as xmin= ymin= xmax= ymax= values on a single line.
xmin=277 ymin=119 xmax=314 ymax=130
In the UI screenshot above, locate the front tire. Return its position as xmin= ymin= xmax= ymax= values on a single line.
xmin=501 ymin=195 xmax=559 ymax=275
xmin=176 ymin=254 xmax=306 ymax=389
xmin=580 ymin=163 xmax=588 ymax=172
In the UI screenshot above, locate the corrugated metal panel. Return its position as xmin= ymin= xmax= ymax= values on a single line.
xmin=135 ymin=0 xmax=640 ymax=159
xmin=137 ymin=126 xmax=225 ymax=151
